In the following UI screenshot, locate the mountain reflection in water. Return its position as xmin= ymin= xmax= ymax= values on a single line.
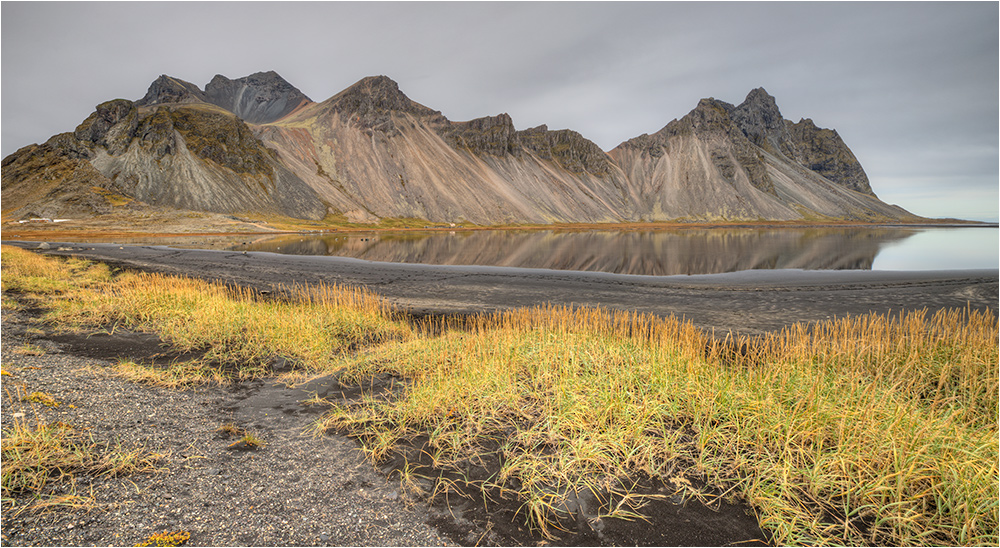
xmin=229 ymin=227 xmax=940 ymax=276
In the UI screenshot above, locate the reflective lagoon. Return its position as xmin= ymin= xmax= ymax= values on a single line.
xmin=225 ymin=226 xmax=998 ymax=276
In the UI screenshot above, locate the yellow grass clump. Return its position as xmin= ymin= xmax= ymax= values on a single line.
xmin=1 ymin=245 xmax=110 ymax=294
xmin=322 ymin=305 xmax=998 ymax=546
xmin=1 ymin=244 xmax=412 ymax=382
xmin=57 ymin=271 xmax=410 ymax=377
xmin=135 ymin=530 xmax=191 ymax=547
xmin=1 ymin=418 xmax=163 ymax=500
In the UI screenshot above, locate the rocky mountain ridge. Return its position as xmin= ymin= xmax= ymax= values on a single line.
xmin=1 ymin=71 xmax=918 ymax=224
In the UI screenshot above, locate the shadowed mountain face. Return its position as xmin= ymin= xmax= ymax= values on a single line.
xmin=137 ymin=71 xmax=312 ymax=125
xmin=203 ymin=71 xmax=313 ymax=124
xmin=2 ymin=74 xmax=919 ymax=224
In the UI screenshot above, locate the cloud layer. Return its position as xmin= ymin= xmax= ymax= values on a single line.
xmin=2 ymin=2 xmax=996 ymax=220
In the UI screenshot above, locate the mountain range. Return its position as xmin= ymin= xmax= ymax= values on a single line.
xmin=1 ymin=71 xmax=920 ymax=224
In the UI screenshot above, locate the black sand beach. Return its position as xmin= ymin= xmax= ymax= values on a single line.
xmin=2 ymin=240 xmax=996 ymax=546
xmin=7 ymin=241 xmax=997 ymax=334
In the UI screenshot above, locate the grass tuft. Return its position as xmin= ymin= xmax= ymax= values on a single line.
xmin=227 ymin=432 xmax=266 ymax=451
xmin=14 ymin=343 xmax=47 ymax=356
xmin=114 ymin=358 xmax=227 ymax=388
xmin=21 ymin=391 xmax=60 ymax=408
xmin=216 ymin=422 xmax=242 ymax=436
xmin=214 ymin=423 xmax=265 ymax=450
xmin=1 ymin=418 xmax=163 ymax=498
xmin=135 ymin=530 xmax=191 ymax=547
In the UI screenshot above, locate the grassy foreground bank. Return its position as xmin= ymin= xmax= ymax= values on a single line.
xmin=1 ymin=245 xmax=997 ymax=546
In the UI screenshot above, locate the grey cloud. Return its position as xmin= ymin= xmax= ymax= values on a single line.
xmin=2 ymin=1 xmax=996 ymax=221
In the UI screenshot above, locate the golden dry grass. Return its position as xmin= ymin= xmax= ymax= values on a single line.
xmin=2 ymin=245 xmax=411 ymax=383
xmin=3 ymin=244 xmax=997 ymax=545
xmin=320 ymin=306 xmax=998 ymax=545
xmin=1 ymin=412 xmax=163 ymax=513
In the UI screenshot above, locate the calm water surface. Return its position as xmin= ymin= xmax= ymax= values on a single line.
xmin=224 ymin=226 xmax=998 ymax=276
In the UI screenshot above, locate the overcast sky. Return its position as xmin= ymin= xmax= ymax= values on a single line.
xmin=2 ymin=1 xmax=997 ymax=221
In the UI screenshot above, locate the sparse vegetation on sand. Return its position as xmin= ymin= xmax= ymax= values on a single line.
xmin=1 ymin=408 xmax=163 ymax=511
xmin=2 ymin=244 xmax=997 ymax=546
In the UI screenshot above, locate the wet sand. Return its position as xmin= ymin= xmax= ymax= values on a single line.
xmin=7 ymin=241 xmax=997 ymax=334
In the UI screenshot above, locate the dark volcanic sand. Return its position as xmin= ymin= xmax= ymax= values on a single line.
xmin=2 ymin=306 xmax=768 ymax=546
xmin=2 ymin=240 xmax=997 ymax=546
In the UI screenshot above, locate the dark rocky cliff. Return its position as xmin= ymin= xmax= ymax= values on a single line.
xmin=517 ymin=125 xmax=615 ymax=177
xmin=74 ymin=99 xmax=139 ymax=156
xmin=441 ymin=114 xmax=519 ymax=156
xmin=669 ymin=97 xmax=775 ymax=195
xmin=728 ymin=88 xmax=873 ymax=196
xmin=439 ymin=116 xmax=615 ymax=177
xmin=0 ymin=134 xmax=116 ymax=219
xmin=136 ymin=75 xmax=207 ymax=107
xmin=785 ymin=118 xmax=873 ymax=195
xmin=729 ymin=87 xmax=798 ymax=159
xmin=203 ymin=71 xmax=312 ymax=124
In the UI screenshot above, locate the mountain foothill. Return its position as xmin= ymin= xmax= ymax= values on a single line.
xmin=0 ymin=71 xmax=920 ymax=224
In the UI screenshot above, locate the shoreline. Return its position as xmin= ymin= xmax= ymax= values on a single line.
xmin=2 ymin=219 xmax=996 ymax=241
xmin=5 ymin=241 xmax=996 ymax=335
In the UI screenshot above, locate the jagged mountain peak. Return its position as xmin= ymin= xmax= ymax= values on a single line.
xmin=355 ymin=74 xmax=400 ymax=90
xmin=794 ymin=117 xmax=828 ymax=133
xmin=645 ymin=91 xmax=784 ymax=141
xmin=731 ymin=87 xmax=788 ymax=151
xmin=336 ymin=75 xmax=403 ymax=103
xmin=203 ymin=71 xmax=311 ymax=124
xmin=743 ymin=86 xmax=777 ymax=104
xmin=135 ymin=72 xmax=311 ymax=124
xmin=736 ymin=87 xmax=780 ymax=118
xmin=3 ymin=76 xmax=913 ymax=225
xmin=136 ymin=75 xmax=206 ymax=107
xmin=237 ymin=70 xmax=283 ymax=82
xmin=334 ymin=75 xmax=427 ymax=111
xmin=207 ymin=71 xmax=307 ymax=97
xmin=661 ymin=97 xmax=739 ymax=137
xmin=737 ymin=88 xmax=783 ymax=126
xmin=325 ymin=75 xmax=445 ymax=130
